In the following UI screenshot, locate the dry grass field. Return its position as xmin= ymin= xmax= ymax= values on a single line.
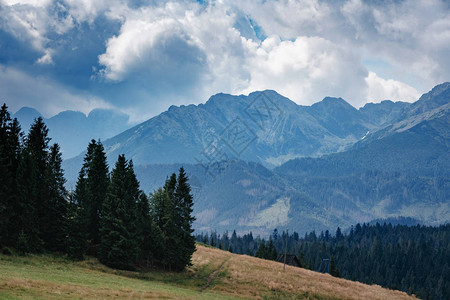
xmin=0 ymin=244 xmax=418 ymax=299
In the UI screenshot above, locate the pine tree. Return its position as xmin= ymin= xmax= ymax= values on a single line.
xmin=13 ymin=117 xmax=50 ymax=252
xmin=65 ymin=192 xmax=85 ymax=260
xmin=330 ymin=256 xmax=340 ymax=277
xmin=28 ymin=117 xmax=51 ymax=243
xmin=267 ymin=239 xmax=277 ymax=260
xmin=148 ymin=169 xmax=196 ymax=271
xmin=148 ymin=187 xmax=171 ymax=266
xmin=44 ymin=143 xmax=68 ymax=252
xmin=255 ymin=242 xmax=267 ymax=259
xmin=136 ymin=192 xmax=163 ymax=266
xmin=99 ymin=155 xmax=139 ymax=269
xmin=173 ymin=167 xmax=196 ymax=270
xmin=74 ymin=140 xmax=109 ymax=252
xmin=0 ymin=104 xmax=21 ymax=247
xmin=161 ymin=174 xmax=179 ymax=269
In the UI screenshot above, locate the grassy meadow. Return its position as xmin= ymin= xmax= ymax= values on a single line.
xmin=0 ymin=244 xmax=417 ymax=299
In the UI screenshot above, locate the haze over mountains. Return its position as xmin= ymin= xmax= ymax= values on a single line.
xmin=16 ymin=82 xmax=449 ymax=235
xmin=13 ymin=108 xmax=131 ymax=159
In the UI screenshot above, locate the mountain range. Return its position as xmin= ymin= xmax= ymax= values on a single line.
xmin=51 ymin=82 xmax=450 ymax=234
xmin=12 ymin=107 xmax=131 ymax=159
xmin=88 ymin=91 xmax=412 ymax=168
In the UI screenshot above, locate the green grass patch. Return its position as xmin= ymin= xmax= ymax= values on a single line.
xmin=0 ymin=253 xmax=240 ymax=300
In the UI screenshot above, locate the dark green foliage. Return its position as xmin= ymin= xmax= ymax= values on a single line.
xmin=15 ymin=149 xmax=42 ymax=252
xmin=17 ymin=117 xmax=52 ymax=252
xmin=329 ymin=257 xmax=339 ymax=277
xmin=74 ymin=140 xmax=109 ymax=251
xmin=174 ymin=167 xmax=196 ymax=269
xmin=149 ymin=169 xmax=196 ymax=271
xmin=0 ymin=107 xmax=71 ymax=255
xmin=255 ymin=239 xmax=277 ymax=260
xmin=196 ymin=231 xmax=258 ymax=256
xmin=255 ymin=242 xmax=267 ymax=259
xmin=99 ymin=155 xmax=139 ymax=269
xmin=0 ymin=105 xmax=196 ymax=272
xmin=199 ymin=224 xmax=450 ymax=300
xmin=16 ymin=230 xmax=30 ymax=255
xmin=136 ymin=192 xmax=162 ymax=266
xmin=154 ymin=175 xmax=178 ymax=269
xmin=43 ymin=143 xmax=67 ymax=252
xmin=148 ymin=187 xmax=170 ymax=263
xmin=65 ymin=193 xmax=85 ymax=260
xmin=0 ymin=104 xmax=22 ymax=247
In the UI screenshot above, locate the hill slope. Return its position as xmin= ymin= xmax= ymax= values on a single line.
xmin=0 ymin=245 xmax=416 ymax=300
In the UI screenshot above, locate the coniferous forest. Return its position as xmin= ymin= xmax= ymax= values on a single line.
xmin=0 ymin=104 xmax=196 ymax=271
xmin=197 ymin=223 xmax=450 ymax=300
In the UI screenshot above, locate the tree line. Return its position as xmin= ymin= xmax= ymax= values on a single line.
xmin=197 ymin=223 xmax=450 ymax=300
xmin=0 ymin=104 xmax=195 ymax=271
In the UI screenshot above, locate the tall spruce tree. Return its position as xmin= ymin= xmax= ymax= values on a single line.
xmin=136 ymin=192 xmax=163 ymax=267
xmin=161 ymin=174 xmax=178 ymax=269
xmin=15 ymin=117 xmax=51 ymax=252
xmin=74 ymin=140 xmax=109 ymax=252
xmin=65 ymin=192 xmax=86 ymax=260
xmin=174 ymin=167 xmax=196 ymax=270
xmin=5 ymin=118 xmax=22 ymax=246
xmin=150 ymin=168 xmax=196 ymax=270
xmin=99 ymin=155 xmax=139 ymax=269
xmin=148 ymin=187 xmax=171 ymax=266
xmin=44 ymin=143 xmax=68 ymax=252
xmin=0 ymin=104 xmax=22 ymax=246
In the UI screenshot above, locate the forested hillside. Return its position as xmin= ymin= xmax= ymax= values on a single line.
xmin=197 ymin=222 xmax=450 ymax=300
xmin=0 ymin=104 xmax=196 ymax=271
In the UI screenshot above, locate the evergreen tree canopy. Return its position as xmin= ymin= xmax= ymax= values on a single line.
xmin=174 ymin=167 xmax=196 ymax=269
xmin=148 ymin=169 xmax=196 ymax=271
xmin=44 ymin=143 xmax=68 ymax=252
xmin=0 ymin=104 xmax=22 ymax=246
xmin=16 ymin=117 xmax=51 ymax=252
xmin=75 ymin=139 xmax=109 ymax=249
xmin=99 ymin=154 xmax=139 ymax=269
xmin=1 ymin=107 xmax=197 ymax=272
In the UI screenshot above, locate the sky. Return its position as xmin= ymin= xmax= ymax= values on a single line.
xmin=0 ymin=0 xmax=449 ymax=123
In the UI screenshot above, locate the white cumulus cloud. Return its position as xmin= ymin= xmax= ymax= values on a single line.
xmin=365 ymin=72 xmax=420 ymax=103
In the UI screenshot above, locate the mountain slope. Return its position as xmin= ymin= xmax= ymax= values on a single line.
xmin=276 ymin=107 xmax=450 ymax=177
xmin=130 ymin=83 xmax=450 ymax=234
xmin=271 ymin=85 xmax=450 ymax=230
xmin=13 ymin=107 xmax=42 ymax=131
xmin=96 ymin=90 xmax=406 ymax=170
xmin=62 ymin=83 xmax=449 ymax=235
xmin=0 ymin=245 xmax=417 ymax=300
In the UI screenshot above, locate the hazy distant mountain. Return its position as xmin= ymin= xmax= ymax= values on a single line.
xmin=407 ymin=81 xmax=450 ymax=117
xmin=359 ymin=100 xmax=410 ymax=127
xmin=62 ymin=82 xmax=449 ymax=235
xmin=90 ymin=90 xmax=411 ymax=171
xmin=13 ymin=107 xmax=42 ymax=131
xmin=133 ymin=160 xmax=343 ymax=236
xmin=13 ymin=108 xmax=131 ymax=159
xmin=131 ymin=159 xmax=447 ymax=235
xmin=276 ymin=105 xmax=450 ymax=177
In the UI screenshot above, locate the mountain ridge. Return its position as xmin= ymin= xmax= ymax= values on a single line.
xmin=61 ymin=82 xmax=449 ymax=235
xmin=71 ymin=89 xmax=416 ymax=172
xmin=12 ymin=107 xmax=131 ymax=159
